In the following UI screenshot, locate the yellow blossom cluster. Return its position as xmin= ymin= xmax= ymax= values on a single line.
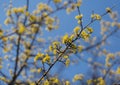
xmin=29 ymin=14 xmax=37 ymax=22
xmin=42 ymin=77 xmax=60 ymax=85
xmin=6 ymin=6 xmax=26 ymax=16
xmin=34 ymin=52 xmax=44 ymax=62
xmin=80 ymin=30 xmax=90 ymax=40
xmin=116 ymin=67 xmax=120 ymax=74
xmin=4 ymin=6 xmax=27 ymax=25
xmin=0 ymin=29 xmax=3 ymax=36
xmin=42 ymin=54 xmax=51 ymax=63
xmin=31 ymin=24 xmax=39 ymax=33
xmin=66 ymin=0 xmax=82 ymax=14
xmin=80 ymin=27 xmax=93 ymax=40
xmin=18 ymin=23 xmax=26 ymax=34
xmin=75 ymin=14 xmax=83 ymax=20
xmin=44 ymin=16 xmax=59 ymax=31
xmin=77 ymin=45 xmax=83 ymax=52
xmin=76 ymin=0 xmax=82 ymax=7
xmin=4 ymin=17 xmax=12 ymax=25
xmin=53 ymin=0 xmax=62 ymax=3
xmin=50 ymin=77 xmax=60 ymax=84
xmin=65 ymin=59 xmax=70 ymax=67
xmin=73 ymin=74 xmax=84 ymax=82
xmin=91 ymin=14 xmax=101 ymax=20
xmin=65 ymin=80 xmax=70 ymax=85
xmin=0 ymin=65 xmax=2 ymax=69
xmin=2 ymin=37 xmax=8 ymax=42
xmin=105 ymin=53 xmax=115 ymax=67
xmin=75 ymin=14 xmax=83 ymax=24
xmin=106 ymin=7 xmax=112 ymax=13
xmin=73 ymin=26 xmax=81 ymax=35
xmin=34 ymin=53 xmax=51 ymax=63
xmin=62 ymin=34 xmax=73 ymax=44
xmin=43 ymin=80 xmax=49 ymax=85
xmin=12 ymin=6 xmax=26 ymax=14
xmin=97 ymin=77 xmax=106 ymax=85
xmin=37 ymin=3 xmax=52 ymax=12
xmin=87 ymin=27 xmax=93 ymax=33
xmin=0 ymin=77 xmax=10 ymax=83
xmin=87 ymin=77 xmax=105 ymax=85
xmin=49 ymin=41 xmax=60 ymax=54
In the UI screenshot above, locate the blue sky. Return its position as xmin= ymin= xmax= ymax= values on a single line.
xmin=0 ymin=0 xmax=120 ymax=84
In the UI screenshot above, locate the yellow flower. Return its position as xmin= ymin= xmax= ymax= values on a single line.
xmin=49 ymin=45 xmax=53 ymax=51
xmin=107 ymin=53 xmax=115 ymax=59
xmin=25 ymin=49 xmax=31 ymax=55
xmin=87 ymin=27 xmax=93 ymax=33
xmin=3 ymin=47 xmax=10 ymax=53
xmin=73 ymin=74 xmax=84 ymax=82
xmin=53 ymin=0 xmax=62 ymax=3
xmin=87 ymin=79 xmax=92 ymax=85
xmin=34 ymin=53 xmax=44 ymax=62
xmin=97 ymin=77 xmax=105 ymax=85
xmin=43 ymin=80 xmax=50 ymax=85
xmin=52 ymin=41 xmax=60 ymax=48
xmin=66 ymin=8 xmax=72 ymax=14
xmin=81 ymin=30 xmax=90 ymax=40
xmin=105 ymin=53 xmax=115 ymax=67
xmin=0 ymin=29 xmax=3 ymax=36
xmin=30 ymin=69 xmax=36 ymax=73
xmin=4 ymin=18 xmax=11 ymax=25
xmin=42 ymin=54 xmax=51 ymax=63
xmin=37 ymin=3 xmax=44 ymax=11
xmin=96 ymin=14 xmax=101 ymax=20
xmin=116 ymin=67 xmax=120 ymax=74
xmin=2 ymin=37 xmax=8 ymax=42
xmin=65 ymin=59 xmax=70 ymax=67
xmin=77 ymin=45 xmax=83 ymax=52
xmin=31 ymin=27 xmax=38 ymax=33
xmin=77 ymin=20 xmax=82 ymax=24
xmin=75 ymin=14 xmax=83 ymax=20
xmin=30 ymin=82 xmax=36 ymax=85
xmin=17 ymin=7 xmax=25 ymax=13
xmin=73 ymin=26 xmax=80 ymax=34
xmin=12 ymin=7 xmax=26 ymax=13
xmin=53 ymin=78 xmax=59 ymax=84
xmin=0 ymin=77 xmax=10 ymax=83
xmin=18 ymin=23 xmax=26 ymax=34
xmin=70 ymin=34 xmax=75 ymax=40
xmin=24 ymin=11 xmax=30 ymax=16
xmin=106 ymin=7 xmax=112 ymax=13
xmin=0 ymin=65 xmax=2 ymax=69
xmin=91 ymin=14 xmax=101 ymax=20
xmin=65 ymin=81 xmax=70 ymax=85
xmin=12 ymin=8 xmax=18 ymax=13
xmin=53 ymin=49 xmax=57 ymax=55
xmin=63 ymin=55 xmax=68 ymax=59
xmin=37 ymin=68 xmax=42 ymax=73
xmin=62 ymin=34 xmax=69 ymax=44
xmin=6 ymin=10 xmax=11 ymax=16
xmin=29 ymin=15 xmax=37 ymax=22
xmin=75 ymin=0 xmax=82 ymax=7
xmin=45 ymin=17 xmax=55 ymax=25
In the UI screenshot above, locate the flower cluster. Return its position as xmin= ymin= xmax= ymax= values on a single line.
xmin=87 ymin=77 xmax=105 ymax=85
xmin=73 ymin=74 xmax=84 ymax=82
xmin=66 ymin=0 xmax=82 ymax=14
xmin=105 ymin=53 xmax=115 ymax=67
xmin=80 ymin=27 xmax=93 ymax=40
xmin=91 ymin=14 xmax=101 ymax=20
xmin=34 ymin=52 xmax=51 ymax=63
